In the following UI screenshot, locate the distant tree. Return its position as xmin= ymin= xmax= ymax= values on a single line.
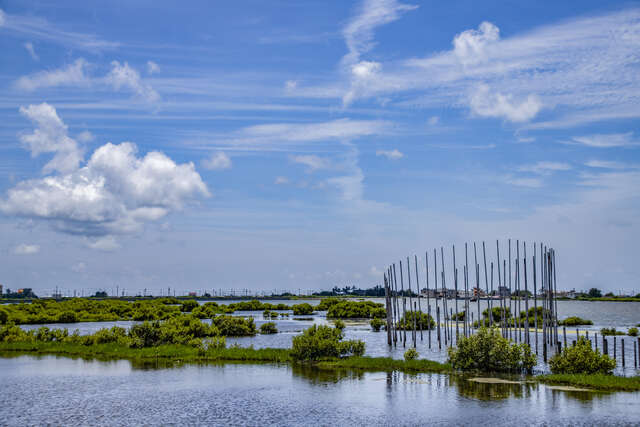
xmin=588 ymin=288 xmax=602 ymax=298
xmin=94 ymin=291 xmax=108 ymax=298
xmin=604 ymin=292 xmax=615 ymax=297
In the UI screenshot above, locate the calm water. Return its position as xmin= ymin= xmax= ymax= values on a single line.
xmin=0 ymin=355 xmax=638 ymax=426
xmin=19 ymin=300 xmax=640 ymax=375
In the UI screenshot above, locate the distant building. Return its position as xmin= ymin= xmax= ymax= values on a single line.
xmin=497 ymin=286 xmax=510 ymax=297
xmin=188 ymin=291 xmax=197 ymax=297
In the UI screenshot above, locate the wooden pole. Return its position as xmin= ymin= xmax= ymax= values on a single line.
xmin=482 ymin=241 xmax=490 ymax=327
xmin=392 ymin=264 xmax=400 ymax=346
xmin=508 ymin=239 xmax=512 ymax=340
xmin=622 ymin=338 xmax=625 ymax=367
xmin=441 ymin=247 xmax=449 ymax=345
xmin=523 ymin=242 xmax=530 ymax=346
xmin=474 ymin=242 xmax=481 ymax=329
xmin=434 ymin=249 xmax=440 ymax=348
xmin=436 ymin=305 xmax=441 ymax=350
xmin=399 ymin=260 xmax=407 ymax=347
xmin=533 ymin=245 xmax=538 ymax=354
xmin=414 ymin=255 xmax=424 ymax=341
xmin=406 ymin=256 xmax=416 ymax=348
xmin=496 ymin=240 xmax=504 ymax=337
xmin=453 ymin=245 xmax=459 ymax=340
xmin=413 ymin=302 xmax=418 ymax=348
xmin=384 ymin=273 xmax=392 ymax=346
xmin=465 ymin=243 xmax=470 ymax=335
xmin=552 ymin=249 xmax=559 ymax=348
xmin=614 ymin=336 xmax=617 ymax=362
xmin=425 ymin=251 xmax=431 ymax=348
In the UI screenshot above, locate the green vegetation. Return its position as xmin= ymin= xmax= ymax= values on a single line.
xmin=600 ymin=327 xmax=625 ymax=336
xmin=404 ymin=348 xmax=419 ymax=361
xmin=227 ymin=300 xmax=290 ymax=312
xmin=588 ymin=288 xmax=602 ymax=298
xmin=290 ymin=324 xmax=365 ymax=361
xmin=448 ymin=327 xmax=536 ymax=373
xmin=558 ymin=316 xmax=593 ymax=326
xmin=259 ymin=322 xmax=278 ymax=334
xmin=316 ymin=297 xmax=342 ymax=311
xmin=291 ymin=303 xmax=314 ymax=315
xmin=396 ymin=311 xmax=435 ymax=330
xmin=473 ymin=306 xmax=548 ymax=329
xmin=539 ymin=374 xmax=640 ymax=392
xmin=180 ymin=299 xmax=199 ymax=312
xmin=549 ymin=337 xmax=615 ymax=375
xmin=333 ymin=319 xmax=345 ymax=330
xmin=316 ymin=356 xmax=449 ymax=373
xmin=326 ymin=300 xmax=385 ymax=319
xmin=370 ymin=318 xmax=385 ymax=332
xmin=627 ymin=327 xmax=638 ymax=337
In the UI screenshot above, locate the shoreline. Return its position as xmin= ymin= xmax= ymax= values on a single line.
xmin=1 ymin=341 xmax=637 ymax=392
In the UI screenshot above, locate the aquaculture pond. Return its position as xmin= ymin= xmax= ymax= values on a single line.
xmin=1 ymin=355 xmax=639 ymax=426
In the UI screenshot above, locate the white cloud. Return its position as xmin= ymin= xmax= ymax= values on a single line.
xmin=223 ymin=119 xmax=388 ymax=150
xmin=13 ymin=244 xmax=40 ymax=255
xmin=106 ymin=61 xmax=160 ymax=104
xmin=584 ymin=160 xmax=629 ymax=169
xmin=19 ymin=103 xmax=83 ymax=174
xmin=202 ymin=152 xmax=232 ymax=170
xmin=76 ymin=130 xmax=95 ymax=143
xmin=1 ymin=103 xmax=209 ymax=239
xmin=285 ymin=80 xmax=298 ymax=92
xmin=427 ymin=116 xmax=439 ymax=126
xmin=147 ymin=61 xmax=160 ymax=75
xmin=506 ymin=177 xmax=543 ymax=188
xmin=342 ymin=0 xmax=417 ymax=65
xmin=517 ymin=161 xmax=571 ymax=175
xmin=569 ymin=133 xmax=640 ymax=148
xmin=290 ymin=155 xmax=331 ymax=172
xmin=24 ymin=42 xmax=38 ymax=60
xmin=0 ymin=9 xmax=118 ymax=50
xmin=274 ymin=176 xmax=289 ymax=185
xmin=453 ymin=21 xmax=500 ymax=65
xmin=87 ymin=236 xmax=120 ymax=251
xmin=15 ymin=58 xmax=90 ymax=91
xmin=376 ymin=149 xmax=403 ymax=160
xmin=469 ymin=84 xmax=542 ymax=122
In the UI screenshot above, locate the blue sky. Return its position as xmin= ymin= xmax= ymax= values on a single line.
xmin=1 ymin=0 xmax=639 ymax=296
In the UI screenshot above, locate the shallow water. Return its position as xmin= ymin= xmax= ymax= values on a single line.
xmin=0 ymin=355 xmax=638 ymax=426
xmin=18 ymin=300 xmax=640 ymax=375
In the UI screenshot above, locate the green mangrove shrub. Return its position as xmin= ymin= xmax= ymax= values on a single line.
xmin=404 ymin=348 xmax=419 ymax=361
xmin=448 ymin=327 xmax=536 ymax=373
xmin=292 ymin=303 xmax=314 ymax=315
xmin=326 ymin=301 xmax=385 ymax=319
xmin=627 ymin=327 xmax=638 ymax=337
xmin=180 ymin=300 xmax=199 ymax=312
xmin=290 ymin=324 xmax=365 ymax=361
xmin=558 ymin=316 xmax=593 ymax=326
xmin=370 ymin=318 xmax=385 ymax=332
xmin=396 ymin=311 xmax=435 ymax=330
xmin=600 ymin=327 xmax=625 ymax=336
xmin=259 ymin=322 xmax=278 ymax=334
xmin=0 ymin=308 xmax=8 ymax=324
xmin=316 ymin=297 xmax=342 ymax=311
xmin=549 ymin=337 xmax=616 ymax=374
xmin=212 ymin=315 xmax=256 ymax=336
xmin=333 ymin=319 xmax=345 ymax=330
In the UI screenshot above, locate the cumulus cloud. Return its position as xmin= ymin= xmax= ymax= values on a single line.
xmin=106 ymin=61 xmax=160 ymax=103
xmin=15 ymin=59 xmax=90 ymax=91
xmin=274 ymin=176 xmax=289 ymax=185
xmin=517 ymin=161 xmax=571 ymax=175
xmin=202 ymin=152 xmax=232 ymax=170
xmin=0 ymin=9 xmax=6 ymax=26
xmin=568 ymin=133 xmax=640 ymax=148
xmin=376 ymin=149 xmax=403 ymax=160
xmin=13 ymin=244 xmax=40 ymax=255
xmin=290 ymin=155 xmax=331 ymax=172
xmin=1 ymin=103 xmax=209 ymax=241
xmin=87 ymin=236 xmax=120 ymax=251
xmin=24 ymin=42 xmax=38 ymax=60
xmin=469 ymin=84 xmax=542 ymax=122
xmin=146 ymin=61 xmax=160 ymax=75
xmin=453 ymin=21 xmax=500 ymax=65
xmin=19 ymin=103 xmax=83 ymax=174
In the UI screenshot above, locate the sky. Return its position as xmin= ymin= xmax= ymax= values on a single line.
xmin=1 ymin=0 xmax=640 ymax=297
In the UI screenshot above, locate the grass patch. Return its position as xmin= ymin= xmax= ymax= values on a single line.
xmin=539 ymin=374 xmax=640 ymax=392
xmin=316 ymin=356 xmax=450 ymax=373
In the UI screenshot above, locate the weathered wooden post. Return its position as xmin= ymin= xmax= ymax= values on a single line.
xmin=482 ymin=241 xmax=490 ymax=327
xmin=523 ymin=242 xmax=530 ymax=345
xmin=453 ymin=245 xmax=459 ymax=339
xmin=384 ymin=273 xmax=392 ymax=346
xmin=399 ymin=260 xmax=407 ymax=347
xmin=563 ymin=326 xmax=567 ymax=349
xmin=614 ymin=336 xmax=617 ymax=361
xmin=436 ymin=305 xmax=441 ymax=350
xmin=425 ymin=251 xmax=431 ymax=348
xmin=622 ymin=338 xmax=625 ymax=367
xmin=414 ymin=255 xmax=423 ymax=341
xmin=533 ymin=244 xmax=538 ymax=353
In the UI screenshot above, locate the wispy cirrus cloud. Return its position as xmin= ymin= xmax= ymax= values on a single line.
xmin=517 ymin=161 xmax=571 ymax=175
xmin=375 ymin=148 xmax=403 ymax=160
xmin=0 ymin=8 xmax=119 ymax=51
xmin=566 ymin=132 xmax=640 ymax=148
